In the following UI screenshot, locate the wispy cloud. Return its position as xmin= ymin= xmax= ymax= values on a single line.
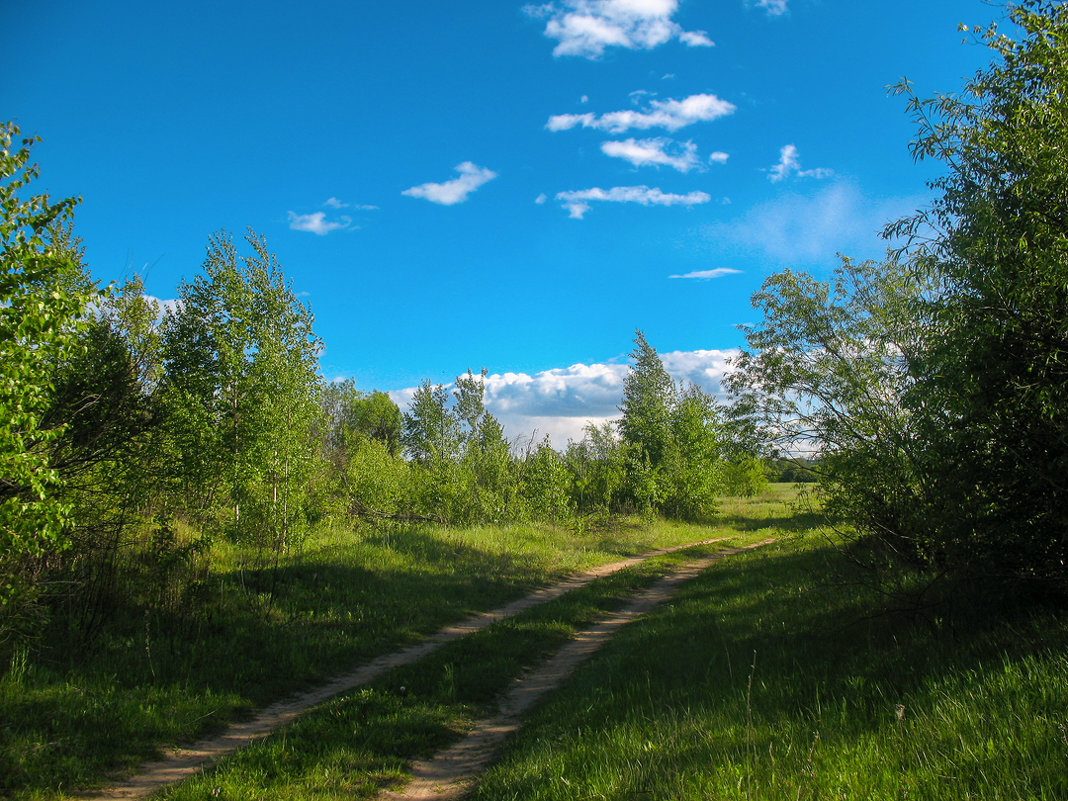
xmin=751 ymin=0 xmax=789 ymax=16
xmin=323 ymin=196 xmax=378 ymax=211
xmin=548 ymin=93 xmax=735 ymax=133
xmin=525 ymin=0 xmax=713 ymax=59
xmin=287 ymin=210 xmax=352 ymax=235
xmin=707 ymin=180 xmax=925 ymax=266
xmin=767 ymin=144 xmax=833 ymax=183
xmin=601 ymin=137 xmax=702 ymax=172
xmin=669 ymin=268 xmax=742 ymax=279
xmin=402 ymin=162 xmax=497 ymax=205
xmin=555 ymin=185 xmax=712 ymax=218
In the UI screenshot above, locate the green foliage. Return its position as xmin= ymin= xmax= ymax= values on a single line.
xmin=734 ymin=2 xmax=1068 ymax=584
xmin=345 ymin=436 xmax=410 ymax=520
xmin=518 ymin=437 xmax=573 ymax=524
xmin=565 ymin=422 xmax=625 ymax=515
xmin=160 ymin=230 xmax=321 ymax=553
xmin=885 ymin=0 xmax=1068 ymax=580
xmin=729 ymin=259 xmax=933 ymax=562
xmin=0 ymin=122 xmax=91 ymax=637
xmin=401 ymin=380 xmax=460 ymax=465
xmin=617 ymin=331 xmax=724 ymax=519
xmin=618 ymin=330 xmax=675 ymax=469
xmin=321 ymin=380 xmax=402 ymax=460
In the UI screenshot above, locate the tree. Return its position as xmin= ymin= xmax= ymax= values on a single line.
xmin=0 ymin=122 xmax=92 ymax=635
xmin=321 ymin=380 xmax=402 ymax=459
xmin=160 ymin=230 xmax=321 ymax=552
xmin=885 ymin=1 xmax=1068 ymax=580
xmin=618 ymin=330 xmax=675 ymax=469
xmin=401 ymin=380 xmax=460 ymax=464
xmin=733 ymin=1 xmax=1068 ymax=583
xmin=728 ymin=258 xmax=934 ymax=561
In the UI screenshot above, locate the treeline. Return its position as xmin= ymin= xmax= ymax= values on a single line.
xmin=0 ymin=132 xmax=763 ymax=648
xmin=730 ymin=1 xmax=1068 ymax=589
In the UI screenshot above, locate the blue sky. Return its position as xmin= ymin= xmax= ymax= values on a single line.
xmin=7 ymin=0 xmax=1004 ymax=443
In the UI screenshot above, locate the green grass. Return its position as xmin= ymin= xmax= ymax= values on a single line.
xmin=472 ymin=524 xmax=1068 ymax=800
xmin=0 ymin=513 xmax=741 ymax=800
xmin=14 ymin=484 xmax=1058 ymax=801
xmin=152 ymin=541 xmax=740 ymax=801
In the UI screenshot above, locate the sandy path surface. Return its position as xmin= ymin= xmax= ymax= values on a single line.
xmin=83 ymin=537 xmax=731 ymax=800
xmin=380 ymin=539 xmax=776 ymax=801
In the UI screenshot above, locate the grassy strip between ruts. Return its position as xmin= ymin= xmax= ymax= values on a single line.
xmin=149 ymin=540 xmax=757 ymax=801
xmin=0 ymin=489 xmax=798 ymax=800
xmin=471 ymin=531 xmax=1068 ymax=800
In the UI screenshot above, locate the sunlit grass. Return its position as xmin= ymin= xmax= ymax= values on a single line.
xmin=472 ymin=529 xmax=1068 ymax=801
xmin=0 ymin=512 xmax=743 ymax=799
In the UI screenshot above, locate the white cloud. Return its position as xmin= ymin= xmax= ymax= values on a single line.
xmin=526 ymin=0 xmax=713 ymax=59
xmin=389 ymin=349 xmax=738 ymax=448
xmin=601 ymin=138 xmax=701 ymax=172
xmin=324 ymin=197 xmax=347 ymax=209
xmin=668 ymin=268 xmax=742 ymax=279
xmin=709 ymin=151 xmax=729 ymax=164
xmin=767 ymin=144 xmax=833 ymax=183
xmin=144 ymin=294 xmax=182 ymax=321
xmin=548 ymin=93 xmax=735 ymax=133
xmin=402 ymin=162 xmax=497 ymax=205
xmin=752 ymin=0 xmax=789 ymax=16
xmin=287 ymin=210 xmax=352 ymax=235
xmin=555 ymin=185 xmax=712 ymax=218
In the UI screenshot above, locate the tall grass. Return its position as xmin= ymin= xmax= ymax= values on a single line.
xmin=0 ymin=514 xmax=730 ymax=799
xmin=473 ymin=520 xmax=1068 ymax=800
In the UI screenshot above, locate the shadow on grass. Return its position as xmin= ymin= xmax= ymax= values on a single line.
xmin=473 ymin=540 xmax=1068 ymax=800
xmin=0 ymin=525 xmax=574 ymax=799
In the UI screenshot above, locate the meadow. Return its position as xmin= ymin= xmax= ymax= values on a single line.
xmin=4 ymin=485 xmax=1064 ymax=800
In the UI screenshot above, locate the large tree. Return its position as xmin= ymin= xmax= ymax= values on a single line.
xmin=734 ymin=1 xmax=1068 ymax=582
xmin=618 ymin=330 xmax=675 ymax=469
xmin=886 ymin=1 xmax=1068 ymax=580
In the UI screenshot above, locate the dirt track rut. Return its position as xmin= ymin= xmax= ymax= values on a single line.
xmin=85 ymin=537 xmax=740 ymax=800
xmin=379 ymin=539 xmax=775 ymax=800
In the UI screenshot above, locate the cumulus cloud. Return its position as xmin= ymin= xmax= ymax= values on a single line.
xmin=601 ymin=138 xmax=701 ymax=172
xmin=767 ymin=144 xmax=834 ymax=183
xmin=555 ymin=185 xmax=712 ymax=218
xmin=668 ymin=268 xmax=742 ymax=279
xmin=402 ymin=162 xmax=498 ymax=205
xmin=526 ymin=0 xmax=713 ymax=59
xmin=287 ymin=210 xmax=352 ymax=235
xmin=389 ymin=349 xmax=738 ymax=447
xmin=144 ymin=294 xmax=182 ymax=321
xmin=709 ymin=151 xmax=730 ymax=164
xmin=548 ymin=93 xmax=735 ymax=133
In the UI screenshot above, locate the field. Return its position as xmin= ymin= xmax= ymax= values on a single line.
xmin=2 ymin=486 xmax=1066 ymax=800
